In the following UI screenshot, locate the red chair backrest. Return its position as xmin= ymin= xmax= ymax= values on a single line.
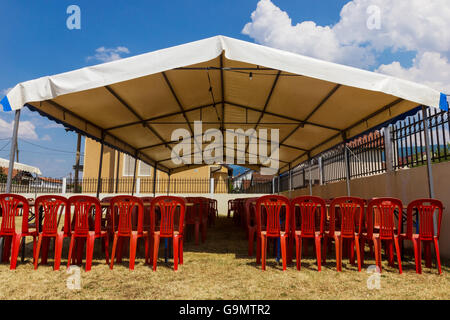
xmin=68 ymin=195 xmax=102 ymax=236
xmin=35 ymin=195 xmax=69 ymax=236
xmin=110 ymin=196 xmax=144 ymax=236
xmin=290 ymin=196 xmax=326 ymax=237
xmin=329 ymin=197 xmax=365 ymax=238
xmin=256 ymin=195 xmax=290 ymax=237
xmin=367 ymin=198 xmax=403 ymax=240
xmin=244 ymin=197 xmax=258 ymax=230
xmin=185 ymin=197 xmax=204 ymax=224
xmin=0 ymin=194 xmax=29 ymax=235
xmin=407 ymin=198 xmax=443 ymax=240
xmin=150 ymin=196 xmax=185 ymax=237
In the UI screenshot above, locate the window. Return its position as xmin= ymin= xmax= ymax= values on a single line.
xmin=122 ymin=154 xmax=136 ymax=177
xmin=139 ymin=161 xmax=152 ymax=176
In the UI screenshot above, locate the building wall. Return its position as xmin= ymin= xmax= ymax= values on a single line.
xmin=83 ymin=138 xmax=227 ymax=181
xmin=283 ymin=160 xmax=450 ymax=258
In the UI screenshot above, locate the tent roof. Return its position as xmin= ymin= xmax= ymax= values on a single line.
xmin=1 ymin=35 xmax=447 ymax=174
xmin=0 ymin=158 xmax=42 ymax=175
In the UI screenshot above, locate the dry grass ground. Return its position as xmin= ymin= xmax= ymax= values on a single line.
xmin=0 ymin=216 xmax=448 ymax=300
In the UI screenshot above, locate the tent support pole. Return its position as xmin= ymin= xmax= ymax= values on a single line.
xmin=153 ymin=164 xmax=157 ymax=197
xmin=131 ymin=154 xmax=138 ymax=196
xmin=96 ymin=136 xmax=104 ymax=199
xmin=115 ymin=151 xmax=120 ymax=194
xmin=167 ymin=173 xmax=171 ymax=195
xmin=6 ymin=110 xmax=21 ymax=193
xmin=344 ymin=143 xmax=351 ymax=196
xmin=422 ymin=106 xmax=435 ymax=198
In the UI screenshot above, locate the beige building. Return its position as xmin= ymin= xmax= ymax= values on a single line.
xmin=82 ymin=138 xmax=231 ymax=193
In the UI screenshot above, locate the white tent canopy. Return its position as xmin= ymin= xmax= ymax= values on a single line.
xmin=1 ymin=35 xmax=447 ymax=174
xmin=0 ymin=157 xmax=42 ymax=175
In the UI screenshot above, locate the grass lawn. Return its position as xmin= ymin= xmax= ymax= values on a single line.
xmin=0 ymin=216 xmax=448 ymax=300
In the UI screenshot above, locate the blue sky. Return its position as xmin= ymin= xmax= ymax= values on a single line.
xmin=1 ymin=0 xmax=449 ymax=177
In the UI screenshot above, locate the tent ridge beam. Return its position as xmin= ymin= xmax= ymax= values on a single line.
xmin=253 ymin=70 xmax=282 ymax=131
xmin=303 ymin=84 xmax=341 ymax=122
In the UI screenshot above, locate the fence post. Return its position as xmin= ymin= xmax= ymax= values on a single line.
xmin=272 ymin=177 xmax=275 ymax=194
xmin=210 ymin=178 xmax=215 ymax=194
xmin=136 ymin=178 xmax=141 ymax=195
xmin=384 ymin=126 xmax=394 ymax=172
xmin=62 ymin=178 xmax=67 ymax=195
xmin=344 ymin=143 xmax=351 ymax=196
xmin=308 ymin=159 xmax=313 ymax=196
xmin=318 ymin=157 xmax=324 ymax=185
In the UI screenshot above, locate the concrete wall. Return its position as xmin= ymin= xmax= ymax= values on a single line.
xmin=282 ymin=161 xmax=450 ymax=258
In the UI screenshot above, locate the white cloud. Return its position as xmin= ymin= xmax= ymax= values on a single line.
xmin=242 ymin=0 xmax=375 ymax=68
xmin=41 ymin=134 xmax=52 ymax=141
xmin=243 ymin=0 xmax=450 ymax=65
xmin=376 ymin=52 xmax=450 ymax=93
xmin=243 ymin=0 xmax=450 ymax=90
xmin=1 ymin=87 xmax=12 ymax=96
xmin=0 ymin=118 xmax=39 ymax=140
xmin=87 ymin=46 xmax=130 ymax=63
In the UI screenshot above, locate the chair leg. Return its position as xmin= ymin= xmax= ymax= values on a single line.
xmin=412 ymin=237 xmax=421 ymax=274
xmin=173 ymin=236 xmax=179 ymax=271
xmin=144 ymin=236 xmax=149 ymax=265
xmin=373 ymin=237 xmax=381 ymax=273
xmin=349 ymin=239 xmax=355 ymax=265
xmin=355 ymin=235 xmax=361 ymax=272
xmin=117 ymin=237 xmax=124 ymax=263
xmin=179 ymin=237 xmax=184 ymax=265
xmin=359 ymin=237 xmax=366 ymax=267
xmin=85 ymin=233 xmax=95 ymax=272
xmin=10 ymin=234 xmax=23 ymax=270
xmin=280 ymin=235 xmax=287 ymax=271
xmin=261 ymin=234 xmax=267 ymax=271
xmin=67 ymin=235 xmax=75 ymax=268
xmin=314 ymin=236 xmax=322 ymax=272
xmin=336 ymin=235 xmax=342 ymax=272
xmin=54 ymin=233 xmax=64 ymax=271
xmin=256 ymin=236 xmax=261 ymax=265
xmin=110 ymin=234 xmax=118 ymax=270
xmin=129 ymin=233 xmax=138 ymax=270
xmin=388 ymin=241 xmax=395 ymax=267
xmin=34 ymin=234 xmax=43 ymax=270
xmin=394 ymin=236 xmax=402 ymax=274
xmin=2 ymin=236 xmax=12 ymax=262
xmin=433 ymin=238 xmax=442 ymax=275
xmin=295 ymin=236 xmax=302 ymax=271
xmin=152 ymin=234 xmax=160 ymax=271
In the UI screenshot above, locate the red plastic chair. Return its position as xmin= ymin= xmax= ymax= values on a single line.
xmin=33 ymin=195 xmax=71 ymax=271
xmin=244 ymin=197 xmax=258 ymax=256
xmin=66 ymin=195 xmax=109 ymax=271
xmin=290 ymin=196 xmax=326 ymax=271
xmin=109 ymin=196 xmax=149 ymax=270
xmin=404 ymin=199 xmax=443 ymax=274
xmin=0 ymin=194 xmax=37 ymax=269
xmin=363 ymin=198 xmax=403 ymax=274
xmin=150 ymin=196 xmax=185 ymax=271
xmin=185 ymin=197 xmax=208 ymax=245
xmin=256 ymin=195 xmax=290 ymax=271
xmin=323 ymin=197 xmax=365 ymax=271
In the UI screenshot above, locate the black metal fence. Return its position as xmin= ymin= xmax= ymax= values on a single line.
xmin=278 ymin=107 xmax=449 ymax=193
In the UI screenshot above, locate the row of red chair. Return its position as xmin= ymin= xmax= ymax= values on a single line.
xmin=231 ymin=195 xmax=443 ymax=274
xmin=0 ymin=194 xmax=217 ymax=272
